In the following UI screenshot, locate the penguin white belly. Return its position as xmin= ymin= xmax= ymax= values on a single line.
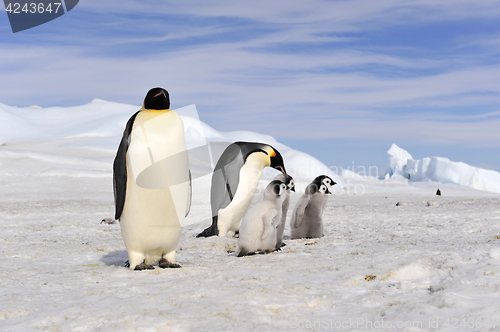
xmin=217 ymin=155 xmax=266 ymax=236
xmin=119 ymin=110 xmax=189 ymax=269
xmin=238 ymin=201 xmax=279 ymax=253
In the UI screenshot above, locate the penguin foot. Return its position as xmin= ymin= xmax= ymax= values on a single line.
xmin=134 ymin=262 xmax=154 ymax=271
xmin=280 ymin=242 xmax=286 ymax=247
xmin=237 ymin=250 xmax=248 ymax=257
xmin=196 ymin=218 xmax=219 ymax=238
xmin=124 ymin=260 xmax=130 ymax=268
xmin=159 ymin=258 xmax=181 ymax=268
xmin=237 ymin=251 xmax=258 ymax=257
xmin=196 ymin=225 xmax=218 ymax=238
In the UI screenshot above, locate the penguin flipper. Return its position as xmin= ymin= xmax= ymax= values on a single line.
xmin=261 ymin=209 xmax=278 ymax=240
xmin=210 ymin=143 xmax=245 ymax=216
xmin=185 ymin=170 xmax=192 ymax=217
xmin=113 ymin=111 xmax=140 ymax=220
xmin=293 ymin=196 xmax=310 ymax=228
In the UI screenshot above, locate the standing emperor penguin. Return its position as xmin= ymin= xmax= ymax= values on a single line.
xmin=238 ymin=180 xmax=288 ymax=257
xmin=273 ymin=174 xmax=295 ymax=249
xmin=113 ymin=87 xmax=191 ymax=270
xmin=290 ymin=176 xmax=336 ymax=240
xmin=196 ymin=142 xmax=286 ymax=238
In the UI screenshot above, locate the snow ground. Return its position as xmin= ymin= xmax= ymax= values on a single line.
xmin=1 ymin=101 xmax=500 ymax=331
xmin=1 ymin=137 xmax=500 ymax=331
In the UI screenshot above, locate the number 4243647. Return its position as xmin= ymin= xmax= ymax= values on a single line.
xmin=5 ymin=3 xmax=62 ymax=14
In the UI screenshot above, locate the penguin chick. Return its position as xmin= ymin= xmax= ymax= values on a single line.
xmin=273 ymin=174 xmax=295 ymax=249
xmin=290 ymin=177 xmax=335 ymax=240
xmin=238 ymin=180 xmax=288 ymax=257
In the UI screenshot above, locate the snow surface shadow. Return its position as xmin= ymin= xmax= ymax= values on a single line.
xmin=100 ymin=250 xmax=128 ymax=267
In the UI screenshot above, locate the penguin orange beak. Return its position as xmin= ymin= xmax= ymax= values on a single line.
xmin=278 ymin=166 xmax=286 ymax=174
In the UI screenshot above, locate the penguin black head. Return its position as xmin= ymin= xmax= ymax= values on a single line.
xmin=269 ymin=148 xmax=286 ymax=175
xmin=307 ymin=182 xmax=331 ymax=195
xmin=314 ymin=175 xmax=336 ymax=187
xmin=144 ymin=87 xmax=170 ymax=110
xmin=288 ymin=177 xmax=296 ymax=192
xmin=234 ymin=142 xmax=287 ymax=174
xmin=283 ymin=174 xmax=295 ymax=191
xmin=273 ymin=173 xmax=295 ymax=192
xmin=319 ymin=184 xmax=332 ymax=195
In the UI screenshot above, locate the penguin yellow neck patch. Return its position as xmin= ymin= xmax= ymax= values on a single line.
xmin=141 ymin=106 xmax=172 ymax=112
xmin=269 ymin=150 xmax=276 ymax=157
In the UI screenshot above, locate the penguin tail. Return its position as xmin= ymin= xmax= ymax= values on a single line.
xmin=196 ymin=216 xmax=219 ymax=238
xmin=237 ymin=250 xmax=248 ymax=257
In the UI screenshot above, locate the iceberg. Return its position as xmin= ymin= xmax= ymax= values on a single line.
xmin=386 ymin=143 xmax=413 ymax=179
xmin=386 ymin=144 xmax=500 ymax=193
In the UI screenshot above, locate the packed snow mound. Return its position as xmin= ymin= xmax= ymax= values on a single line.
xmin=0 ymin=101 xmax=343 ymax=186
xmin=383 ymin=259 xmax=436 ymax=281
xmin=0 ymin=101 xmax=138 ymax=143
xmin=386 ymin=144 xmax=500 ymax=193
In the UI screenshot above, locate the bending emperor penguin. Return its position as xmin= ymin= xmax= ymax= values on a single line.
xmin=197 ymin=142 xmax=286 ymax=238
xmin=238 ymin=180 xmax=288 ymax=257
xmin=273 ymin=174 xmax=295 ymax=249
xmin=113 ymin=87 xmax=191 ymax=270
xmin=290 ymin=176 xmax=336 ymax=240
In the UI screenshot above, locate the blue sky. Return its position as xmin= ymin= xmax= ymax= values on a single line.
xmin=1 ymin=0 xmax=500 ymax=172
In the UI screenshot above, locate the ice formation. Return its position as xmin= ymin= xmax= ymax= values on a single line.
xmin=386 ymin=144 xmax=500 ymax=193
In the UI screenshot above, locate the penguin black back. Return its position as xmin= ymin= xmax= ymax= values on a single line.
xmin=113 ymin=111 xmax=140 ymax=220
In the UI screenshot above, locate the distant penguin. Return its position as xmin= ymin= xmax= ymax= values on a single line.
xmin=113 ymin=87 xmax=191 ymax=270
xmin=238 ymin=180 xmax=288 ymax=257
xmin=100 ymin=218 xmax=116 ymax=224
xmin=196 ymin=142 xmax=286 ymax=238
xmin=436 ymin=189 xmax=441 ymax=196
xmin=273 ymin=174 xmax=295 ymax=249
xmin=290 ymin=177 xmax=335 ymax=240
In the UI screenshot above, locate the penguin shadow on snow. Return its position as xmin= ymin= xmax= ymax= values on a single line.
xmin=99 ymin=250 xmax=129 ymax=267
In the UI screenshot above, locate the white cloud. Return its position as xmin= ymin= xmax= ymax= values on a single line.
xmin=1 ymin=0 xmax=499 ymax=148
